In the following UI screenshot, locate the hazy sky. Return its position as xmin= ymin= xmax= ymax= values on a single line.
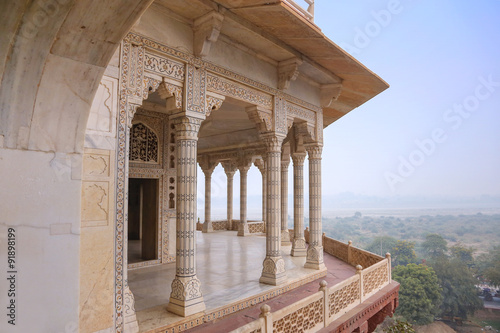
xmin=198 ymin=0 xmax=500 ymax=206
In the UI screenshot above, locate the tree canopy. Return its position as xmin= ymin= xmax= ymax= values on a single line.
xmin=365 ymin=235 xmax=398 ymax=257
xmin=392 ymin=240 xmax=417 ymax=266
xmin=422 ymin=233 xmax=448 ymax=259
xmin=478 ymin=246 xmax=500 ymax=287
xmin=392 ymin=264 xmax=442 ymax=325
xmin=430 ymin=257 xmax=483 ymax=319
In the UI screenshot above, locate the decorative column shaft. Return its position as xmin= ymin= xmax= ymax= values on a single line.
xmin=237 ymin=165 xmax=251 ymax=236
xmin=260 ymin=135 xmax=287 ymax=285
xmin=222 ymin=162 xmax=237 ymax=231
xmin=254 ymin=158 xmax=267 ymax=225
xmin=291 ymin=153 xmax=307 ymax=257
xmin=167 ymin=116 xmax=206 ymax=316
xmin=281 ymin=159 xmax=291 ymax=245
xmin=305 ymin=145 xmax=325 ymax=270
xmin=202 ymin=171 xmax=213 ymax=233
xmin=199 ymin=157 xmax=217 ymax=233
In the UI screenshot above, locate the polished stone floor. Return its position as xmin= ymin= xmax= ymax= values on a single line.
xmin=129 ymin=231 xmax=354 ymax=332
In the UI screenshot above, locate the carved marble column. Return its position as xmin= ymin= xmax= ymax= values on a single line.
xmin=222 ymin=161 xmax=237 ymax=230
xmin=254 ymin=158 xmax=267 ymax=224
xmin=237 ymin=161 xmax=252 ymax=237
xmin=281 ymin=158 xmax=291 ymax=245
xmin=291 ymin=152 xmax=307 ymax=257
xmin=199 ymin=157 xmax=217 ymax=233
xmin=305 ymin=145 xmax=325 ymax=270
xmin=167 ymin=116 xmax=206 ymax=316
xmin=260 ymin=135 xmax=287 ymax=285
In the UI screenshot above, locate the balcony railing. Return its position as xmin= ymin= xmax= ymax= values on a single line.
xmin=283 ymin=0 xmax=315 ymax=21
xmin=230 ymin=232 xmax=393 ymax=333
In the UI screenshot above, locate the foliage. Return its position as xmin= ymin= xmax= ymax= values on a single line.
xmin=365 ymin=236 xmax=398 ymax=257
xmin=422 ymin=233 xmax=448 ymax=259
xmin=392 ymin=264 xmax=442 ymax=325
xmin=430 ymin=257 xmax=483 ymax=319
xmin=383 ymin=320 xmax=416 ymax=333
xmin=449 ymin=243 xmax=475 ymax=268
xmin=477 ymin=246 xmax=500 ymax=287
xmin=392 ymin=240 xmax=417 ymax=266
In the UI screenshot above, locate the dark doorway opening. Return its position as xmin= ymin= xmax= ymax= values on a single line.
xmin=128 ymin=178 xmax=159 ymax=263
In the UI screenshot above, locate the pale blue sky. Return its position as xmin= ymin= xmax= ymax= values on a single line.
xmin=198 ymin=0 xmax=500 ymax=213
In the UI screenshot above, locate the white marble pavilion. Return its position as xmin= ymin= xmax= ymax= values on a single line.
xmin=0 ymin=1 xmax=398 ymax=333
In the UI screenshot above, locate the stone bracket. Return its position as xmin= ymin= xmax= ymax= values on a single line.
xmin=320 ymin=83 xmax=342 ymax=108
xmin=193 ymin=11 xmax=224 ymax=58
xmin=246 ymin=105 xmax=272 ymax=133
xmin=278 ymin=58 xmax=303 ymax=90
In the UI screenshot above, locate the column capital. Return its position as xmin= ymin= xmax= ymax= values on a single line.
xmin=237 ymin=155 xmax=253 ymax=174
xmin=261 ymin=133 xmax=285 ymax=153
xmin=291 ymin=152 xmax=306 ymax=166
xmin=198 ymin=155 xmax=217 ymax=176
xmin=280 ymin=159 xmax=290 ymax=170
xmin=254 ymin=158 xmax=266 ymax=174
xmin=171 ymin=116 xmax=202 ymax=140
xmin=305 ymin=144 xmax=322 ymax=159
xmin=221 ymin=160 xmax=237 ymax=177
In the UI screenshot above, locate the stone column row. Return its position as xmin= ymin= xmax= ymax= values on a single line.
xmin=281 ymin=158 xmax=291 ymax=245
xmin=237 ymin=161 xmax=252 ymax=236
xmin=222 ymin=162 xmax=237 ymax=230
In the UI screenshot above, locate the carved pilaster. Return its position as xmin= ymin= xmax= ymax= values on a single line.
xmin=199 ymin=156 xmax=218 ymax=233
xmin=260 ymin=134 xmax=287 ymax=285
xmin=304 ymin=144 xmax=325 ymax=270
xmin=291 ymin=152 xmax=307 ymax=257
xmin=193 ymin=11 xmax=224 ymax=58
xmin=237 ymin=157 xmax=252 ymax=237
xmin=167 ymin=115 xmax=205 ymax=316
xmin=222 ymin=161 xmax=237 ymax=230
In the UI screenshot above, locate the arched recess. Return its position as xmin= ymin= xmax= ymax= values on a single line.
xmin=0 ymin=1 xmax=154 ymax=333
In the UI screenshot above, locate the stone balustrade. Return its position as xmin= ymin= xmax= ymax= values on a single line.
xmin=229 ymin=233 xmax=394 ymax=333
xmin=196 ymin=220 xmax=265 ymax=233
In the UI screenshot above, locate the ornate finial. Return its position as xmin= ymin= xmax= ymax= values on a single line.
xmin=260 ymin=304 xmax=271 ymax=316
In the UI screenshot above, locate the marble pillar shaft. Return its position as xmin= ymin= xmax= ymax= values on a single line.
xmin=262 ymin=171 xmax=267 ymax=223
xmin=240 ymin=169 xmax=248 ymax=224
xmin=305 ymin=145 xmax=325 ymax=270
xmin=260 ymin=136 xmax=286 ymax=285
xmin=204 ymin=173 xmax=211 ymax=224
xmin=227 ymin=173 xmax=234 ymax=229
xmin=167 ymin=117 xmax=205 ymax=316
xmin=291 ymin=153 xmax=306 ymax=256
xmin=281 ymin=161 xmax=290 ymax=245
xmin=238 ymin=166 xmax=250 ymax=236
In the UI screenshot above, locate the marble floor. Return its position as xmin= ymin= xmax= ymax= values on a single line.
xmin=129 ymin=231 xmax=353 ymax=332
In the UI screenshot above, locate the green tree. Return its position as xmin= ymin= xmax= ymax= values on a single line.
xmin=422 ymin=233 xmax=448 ymax=259
xmin=478 ymin=246 xmax=500 ymax=287
xmin=392 ymin=240 xmax=417 ymax=266
xmin=365 ymin=236 xmax=398 ymax=257
xmin=449 ymin=243 xmax=475 ymax=269
xmin=431 ymin=257 xmax=483 ymax=319
xmin=384 ymin=320 xmax=416 ymax=333
xmin=392 ymin=264 xmax=442 ymax=325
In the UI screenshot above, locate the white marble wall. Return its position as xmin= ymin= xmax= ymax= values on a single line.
xmin=0 ymin=148 xmax=81 ymax=332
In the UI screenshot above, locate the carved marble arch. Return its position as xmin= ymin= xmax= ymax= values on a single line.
xmin=129 ymin=122 xmax=159 ymax=163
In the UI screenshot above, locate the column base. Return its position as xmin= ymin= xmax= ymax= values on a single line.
xmin=304 ymin=245 xmax=326 ymax=270
xmin=281 ymin=229 xmax=291 ymax=246
xmin=123 ymin=285 xmax=139 ymax=333
xmin=202 ymin=221 xmax=213 ymax=233
xmin=166 ymin=276 xmax=206 ymax=317
xmin=291 ymin=238 xmax=307 ymax=257
xmin=237 ymin=222 xmax=250 ymax=236
xmin=259 ymin=256 xmax=287 ymax=285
